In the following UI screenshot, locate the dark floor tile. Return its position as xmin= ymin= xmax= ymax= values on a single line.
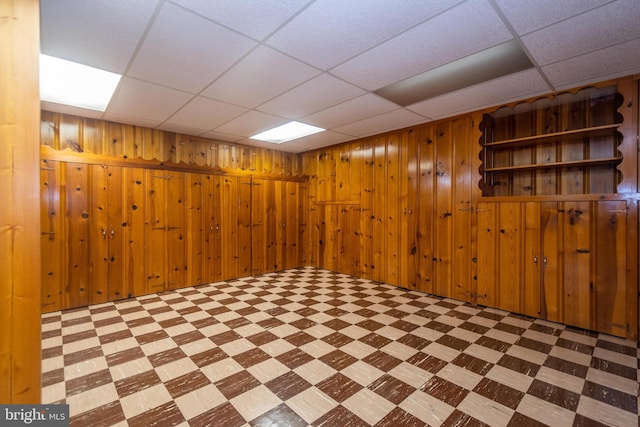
xmin=424 ymin=320 xmax=454 ymax=334
xmin=375 ymin=407 xmax=427 ymax=427
xmin=66 ymin=369 xmax=113 ymax=397
xmin=320 ymin=350 xmax=358 ymax=371
xmin=451 ymin=353 xmax=493 ymax=376
xmin=359 ymin=333 xmax=392 ymax=349
xmin=164 ymin=370 xmax=211 ymax=399
xmin=134 ymin=330 xmax=169 ymax=345
xmin=69 ymin=401 xmax=125 ymax=427
xmin=397 ymin=333 xmax=430 ymax=350
xmin=322 ymin=332 xmax=354 ymax=348
xmin=507 ymin=412 xmax=548 ymax=427
xmin=276 ymin=348 xmax=315 ymax=369
xmin=436 ymin=334 xmax=471 ymax=351
xmin=515 ymin=337 xmax=553 ymax=354
xmin=98 ymin=329 xmax=134 ymax=345
xmin=285 ymin=331 xmax=316 ymax=347
xmin=191 ymin=347 xmax=229 ymax=368
xmin=497 ymin=354 xmax=540 ymax=377
xmin=148 ymin=347 xmax=187 ymax=367
xmin=247 ymin=330 xmax=279 ymax=346
xmin=312 ymin=405 xmax=368 ymax=427
xmin=406 ymin=352 xmax=447 ymax=374
xmin=475 ymin=336 xmax=511 ymax=353
xmin=368 ymin=374 xmax=415 ymax=404
xmin=64 ymin=346 xmax=104 ymax=366
xmin=596 ymin=339 xmax=636 ymax=357
xmin=172 ymin=330 xmax=206 ymax=346
xmin=114 ymin=369 xmax=162 ymax=398
xmin=42 ymin=368 xmax=64 ymax=388
xmin=214 ymin=370 xmax=261 ymax=400
xmin=105 ymin=346 xmax=145 ymax=367
xmin=443 ymin=410 xmax=490 ymax=427
xmin=458 ymin=321 xmax=490 ymax=335
xmin=543 ymin=355 xmax=589 ymax=378
xmin=210 ymin=330 xmax=242 ymax=346
xmin=390 ymin=319 xmax=419 ymax=332
xmin=127 ymin=401 xmax=184 ymax=427
xmin=555 ymin=338 xmax=594 ymax=355
xmin=63 ymin=329 xmax=97 ymax=344
xmin=250 ymin=403 xmax=307 ymax=427
xmin=582 ymin=381 xmax=637 ymax=413
xmin=265 ymin=371 xmax=312 ymax=401
xmin=572 ymin=414 xmax=611 ymax=427
xmin=362 ymin=350 xmax=402 ymax=372
xmin=527 ymin=379 xmax=580 ymax=411
xmin=473 ymin=378 xmax=524 ymax=410
xmin=421 ymin=376 xmax=469 ymax=407
xmin=316 ymin=373 xmax=364 ymax=403
xmin=233 ymin=348 xmax=271 ymax=368
xmin=589 ymin=357 xmax=636 ymax=380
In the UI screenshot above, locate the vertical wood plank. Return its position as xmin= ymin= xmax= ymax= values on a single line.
xmin=360 ymin=140 xmax=374 ymax=279
xmin=560 ymin=201 xmax=592 ymax=330
xmin=0 ymin=0 xmax=41 ymax=403
xmin=122 ymin=167 xmax=147 ymax=298
xmin=386 ymin=134 xmax=400 ymax=286
xmin=372 ymin=138 xmax=387 ymax=282
xmin=238 ymin=177 xmax=253 ymax=276
xmin=204 ymin=175 xmax=223 ymax=283
xmin=146 ymin=171 xmax=167 ymax=293
xmin=40 ymin=160 xmax=64 ymax=312
xmin=107 ymin=166 xmax=125 ymax=301
xmin=452 ymin=118 xmax=473 ymax=302
xmin=417 ymin=128 xmax=434 ymax=293
xmin=167 ymin=171 xmax=186 ymax=290
xmin=541 ymin=202 xmax=560 ymax=322
xmin=89 ymin=165 xmax=109 ymax=304
xmin=594 ymin=201 xmax=627 ymax=337
xmin=187 ymin=173 xmax=205 ymax=285
xmin=476 ymin=203 xmax=497 ymax=307
xmin=434 ymin=123 xmax=453 ymax=297
xmin=497 ymin=202 xmax=522 ymax=312
xmin=66 ymin=163 xmax=91 ymax=308
xmin=522 ymin=202 xmax=542 ymax=318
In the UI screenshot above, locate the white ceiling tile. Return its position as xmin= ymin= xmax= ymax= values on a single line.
xmin=334 ymin=109 xmax=427 ymax=138
xmin=214 ymin=110 xmax=288 ymax=137
xmin=201 ymin=46 xmax=320 ymax=108
xmin=101 ymin=112 xmax=162 ymax=130
xmin=266 ymin=0 xmax=464 ymax=70
xmin=331 ymin=0 xmax=513 ymax=90
xmin=171 ymin=0 xmax=312 ymax=40
xmin=40 ymin=0 xmax=159 ymax=73
xmin=200 ymin=130 xmax=244 ymax=143
xmin=257 ymin=74 xmax=366 ymax=119
xmin=127 ymin=2 xmax=256 ymax=93
xmin=156 ymin=122 xmax=208 ymax=135
xmin=284 ymin=131 xmax=357 ymax=151
xmin=522 ymin=0 xmax=640 ymax=66
xmin=106 ymin=77 xmax=193 ymax=123
xmin=493 ymin=0 xmax=611 ymax=35
xmin=302 ymin=94 xmax=400 ymax=129
xmin=407 ymin=69 xmax=550 ymax=119
xmin=542 ymin=37 xmax=640 ymax=90
xmin=167 ymin=97 xmax=248 ymax=131
xmin=41 ymin=101 xmax=104 ymax=120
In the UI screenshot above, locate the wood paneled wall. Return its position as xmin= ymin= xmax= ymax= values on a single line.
xmin=302 ymin=116 xmax=482 ymax=302
xmin=1 ymin=0 xmax=41 ymax=404
xmin=40 ymin=113 xmax=307 ymax=313
xmin=41 ymin=111 xmax=302 ymax=176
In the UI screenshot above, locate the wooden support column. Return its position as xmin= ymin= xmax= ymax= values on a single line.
xmin=0 ymin=0 xmax=42 ymax=403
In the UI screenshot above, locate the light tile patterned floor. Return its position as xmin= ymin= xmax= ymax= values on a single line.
xmin=41 ymin=267 xmax=640 ymax=426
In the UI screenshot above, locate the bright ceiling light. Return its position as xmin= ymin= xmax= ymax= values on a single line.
xmin=40 ymin=54 xmax=121 ymax=111
xmin=250 ymin=121 xmax=325 ymax=143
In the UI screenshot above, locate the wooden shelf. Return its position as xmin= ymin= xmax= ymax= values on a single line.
xmin=484 ymin=157 xmax=621 ymax=173
xmin=482 ymin=124 xmax=619 ymax=149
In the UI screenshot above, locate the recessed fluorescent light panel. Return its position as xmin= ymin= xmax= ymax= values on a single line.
xmin=250 ymin=121 xmax=325 ymax=143
xmin=375 ymin=39 xmax=534 ymax=106
xmin=40 ymin=54 xmax=121 ymax=111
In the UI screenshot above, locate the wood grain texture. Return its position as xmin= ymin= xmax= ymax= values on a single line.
xmin=0 ymin=0 xmax=41 ymax=403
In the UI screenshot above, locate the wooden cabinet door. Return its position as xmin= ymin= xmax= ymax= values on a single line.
xmin=122 ymin=167 xmax=147 ymax=299
xmin=41 ymin=159 xmax=64 ymax=312
xmin=593 ymin=201 xmax=629 ymax=337
xmin=203 ymin=175 xmax=222 ymax=284
xmin=89 ymin=164 xmax=124 ymax=304
xmin=166 ymin=171 xmax=186 ymax=290
xmin=186 ymin=173 xmax=205 ymax=286
xmin=221 ymin=177 xmax=239 ymax=280
xmin=146 ymin=171 xmax=168 ymax=293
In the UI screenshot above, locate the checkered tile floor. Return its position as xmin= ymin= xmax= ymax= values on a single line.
xmin=42 ymin=267 xmax=639 ymax=426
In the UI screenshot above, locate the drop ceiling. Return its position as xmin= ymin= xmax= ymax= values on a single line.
xmin=40 ymin=0 xmax=640 ymax=153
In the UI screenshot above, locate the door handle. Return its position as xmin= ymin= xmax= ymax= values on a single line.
xmin=533 ymin=256 xmax=538 ymax=264
xmin=110 ymin=229 xmax=115 ymax=239
xmin=102 ymin=228 xmax=107 ymax=239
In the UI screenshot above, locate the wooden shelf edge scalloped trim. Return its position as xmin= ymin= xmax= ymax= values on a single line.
xmin=484 ymin=157 xmax=621 ymax=172
xmin=40 ymin=145 xmax=308 ymax=183
xmin=482 ymin=124 xmax=619 ymax=148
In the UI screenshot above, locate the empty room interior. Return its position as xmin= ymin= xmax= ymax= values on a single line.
xmin=3 ymin=0 xmax=640 ymax=426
